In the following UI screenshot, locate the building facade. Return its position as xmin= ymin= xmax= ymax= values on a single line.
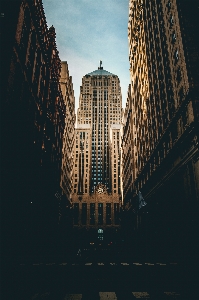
xmin=60 ymin=61 xmax=76 ymax=203
xmin=72 ymin=63 xmax=122 ymax=229
xmin=122 ymin=0 xmax=199 ymax=203
xmin=1 ymin=0 xmax=66 ymax=257
xmin=122 ymin=84 xmax=134 ymax=202
xmin=121 ymin=0 xmax=199 ymax=260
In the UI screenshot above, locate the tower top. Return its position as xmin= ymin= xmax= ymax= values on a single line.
xmin=85 ymin=61 xmax=115 ymax=76
xmin=98 ymin=60 xmax=103 ymax=70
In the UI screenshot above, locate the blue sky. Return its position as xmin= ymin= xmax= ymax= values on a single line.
xmin=42 ymin=0 xmax=130 ymax=110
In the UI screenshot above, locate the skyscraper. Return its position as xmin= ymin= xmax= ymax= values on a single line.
xmin=120 ymin=0 xmax=199 ymax=261
xmin=72 ymin=62 xmax=122 ymax=228
xmin=60 ymin=61 xmax=76 ymax=203
xmin=1 ymin=0 xmax=66 ymax=257
xmin=122 ymin=0 xmax=199 ymax=205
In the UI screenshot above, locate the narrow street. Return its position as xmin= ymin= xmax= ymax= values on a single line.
xmin=2 ymin=247 xmax=198 ymax=299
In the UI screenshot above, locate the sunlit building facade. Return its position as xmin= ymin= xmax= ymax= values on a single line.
xmin=121 ymin=84 xmax=134 ymax=202
xmin=122 ymin=0 xmax=199 ymax=205
xmin=72 ymin=63 xmax=122 ymax=228
xmin=60 ymin=61 xmax=75 ymax=203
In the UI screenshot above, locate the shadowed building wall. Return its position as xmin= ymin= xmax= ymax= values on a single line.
xmin=1 ymin=0 xmax=66 ymax=258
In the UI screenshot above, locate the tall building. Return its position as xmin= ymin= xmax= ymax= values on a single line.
xmin=121 ymin=0 xmax=199 ymax=259
xmin=1 ymin=0 xmax=66 ymax=257
xmin=72 ymin=62 xmax=122 ymax=230
xmin=60 ymin=61 xmax=76 ymax=203
xmin=122 ymin=84 xmax=134 ymax=203
xmin=122 ymin=0 xmax=199 ymax=203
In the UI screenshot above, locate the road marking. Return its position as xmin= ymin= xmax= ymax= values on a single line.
xmin=21 ymin=261 xmax=178 ymax=267
xmin=164 ymin=292 xmax=181 ymax=296
xmin=32 ymin=292 xmax=50 ymax=299
xmin=64 ymin=294 xmax=82 ymax=300
xmin=31 ymin=291 xmax=182 ymax=299
xmin=85 ymin=263 xmax=92 ymax=265
xmin=99 ymin=292 xmax=117 ymax=299
xmin=132 ymin=292 xmax=150 ymax=298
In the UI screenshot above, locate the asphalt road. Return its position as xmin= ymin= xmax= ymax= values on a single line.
xmin=2 ymin=252 xmax=198 ymax=299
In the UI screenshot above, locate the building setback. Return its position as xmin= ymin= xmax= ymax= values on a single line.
xmin=1 ymin=0 xmax=66 ymax=256
xmin=71 ymin=63 xmax=122 ymax=228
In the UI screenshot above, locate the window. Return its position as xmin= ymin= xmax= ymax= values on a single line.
xmin=114 ymin=203 xmax=119 ymax=225
xmin=167 ymin=1 xmax=171 ymax=10
xmin=172 ymin=32 xmax=176 ymax=43
xmin=98 ymin=228 xmax=103 ymax=240
xmin=106 ymin=203 xmax=111 ymax=225
xmin=177 ymin=67 xmax=182 ymax=83
xmin=90 ymin=203 xmax=95 ymax=225
xmin=170 ymin=15 xmax=174 ymax=26
xmin=74 ymin=203 xmax=79 ymax=225
xmin=98 ymin=203 xmax=103 ymax=225
xmin=81 ymin=203 xmax=87 ymax=225
xmin=175 ymin=49 xmax=179 ymax=64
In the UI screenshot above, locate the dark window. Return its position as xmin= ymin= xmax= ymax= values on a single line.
xmin=114 ymin=203 xmax=119 ymax=225
xmin=90 ymin=203 xmax=95 ymax=225
xmin=98 ymin=203 xmax=103 ymax=225
xmin=106 ymin=203 xmax=111 ymax=225
xmin=172 ymin=32 xmax=176 ymax=43
xmin=74 ymin=203 xmax=79 ymax=225
xmin=81 ymin=203 xmax=87 ymax=225
xmin=98 ymin=228 xmax=103 ymax=241
xmin=177 ymin=67 xmax=182 ymax=83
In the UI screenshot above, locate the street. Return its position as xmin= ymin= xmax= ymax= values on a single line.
xmin=2 ymin=249 xmax=198 ymax=299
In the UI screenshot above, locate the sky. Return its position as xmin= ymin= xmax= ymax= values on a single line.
xmin=42 ymin=0 xmax=130 ymax=111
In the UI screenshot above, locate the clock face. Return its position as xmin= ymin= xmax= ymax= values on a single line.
xmin=97 ymin=187 xmax=104 ymax=194
xmin=96 ymin=184 xmax=106 ymax=194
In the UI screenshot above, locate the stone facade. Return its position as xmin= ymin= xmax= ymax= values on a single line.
xmin=120 ymin=0 xmax=199 ymax=260
xmin=122 ymin=0 xmax=199 ymax=204
xmin=60 ymin=61 xmax=75 ymax=202
xmin=121 ymin=84 xmax=134 ymax=202
xmin=72 ymin=63 xmax=122 ymax=228
xmin=72 ymin=190 xmax=120 ymax=228
xmin=1 ymin=0 xmax=66 ymax=254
